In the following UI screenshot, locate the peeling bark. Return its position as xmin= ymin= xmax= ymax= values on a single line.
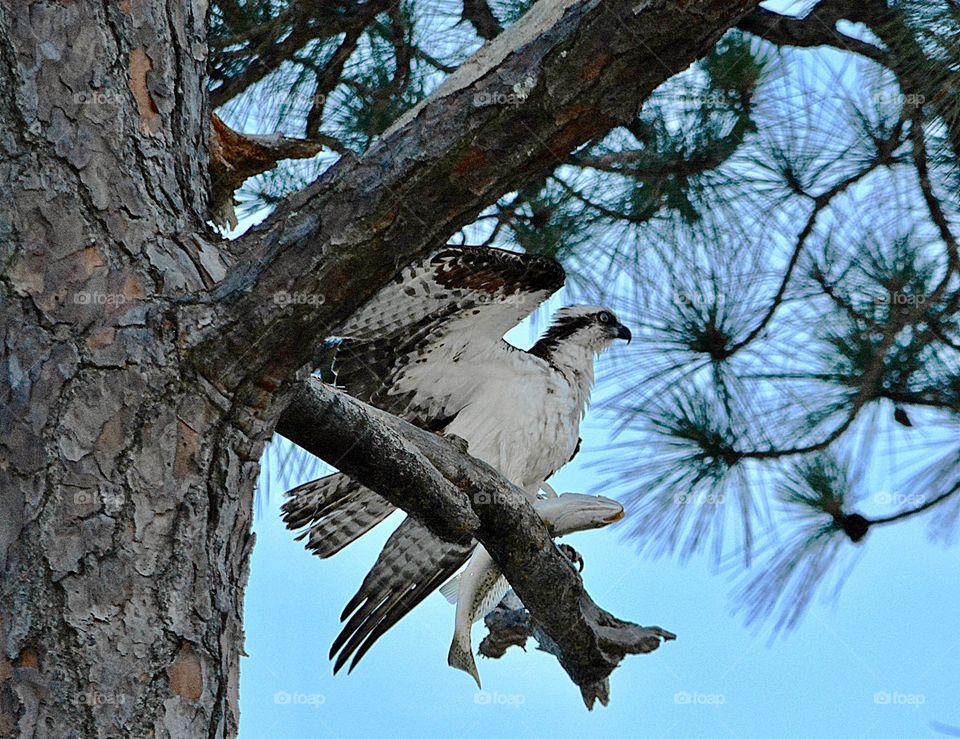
xmin=208 ymin=115 xmax=325 ymax=230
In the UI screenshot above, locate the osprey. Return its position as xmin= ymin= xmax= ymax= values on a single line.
xmin=282 ymin=245 xmax=631 ymax=673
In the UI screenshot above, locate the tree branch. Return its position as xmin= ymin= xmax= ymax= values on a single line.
xmin=461 ymin=0 xmax=503 ymax=40
xmin=210 ymin=0 xmax=390 ymax=109
xmin=208 ymin=115 xmax=326 ymax=230
xmin=274 ymin=381 xmax=481 ymax=546
xmin=869 ymin=480 xmax=960 ymax=526
xmin=725 ymin=151 xmax=899 ymax=357
xmin=855 ymin=0 xmax=960 ymax=164
xmin=183 ymin=0 xmax=762 ymax=404
xmin=737 ymin=3 xmax=887 ymax=64
xmin=275 ymin=378 xmax=675 ymax=708
xmin=739 ymin=1 xmax=960 ymax=163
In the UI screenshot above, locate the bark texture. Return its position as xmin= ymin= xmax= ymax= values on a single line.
xmin=1 ymin=1 xmax=756 ymax=735
xmin=1 ymin=2 xmax=252 ymax=736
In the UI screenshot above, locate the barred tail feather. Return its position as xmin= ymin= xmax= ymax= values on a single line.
xmin=282 ymin=473 xmax=396 ymax=558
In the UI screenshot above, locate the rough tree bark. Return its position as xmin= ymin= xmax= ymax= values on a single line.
xmin=0 ymin=1 xmax=757 ymax=736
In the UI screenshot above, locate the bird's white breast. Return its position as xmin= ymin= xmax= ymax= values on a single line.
xmin=434 ymin=347 xmax=583 ymax=494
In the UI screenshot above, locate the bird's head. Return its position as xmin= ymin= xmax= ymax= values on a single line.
xmin=536 ymin=492 xmax=625 ymax=537
xmin=532 ymin=305 xmax=632 ymax=359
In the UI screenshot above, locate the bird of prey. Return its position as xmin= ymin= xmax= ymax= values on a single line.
xmin=282 ymin=245 xmax=632 ymax=673
xmin=441 ymin=491 xmax=625 ymax=687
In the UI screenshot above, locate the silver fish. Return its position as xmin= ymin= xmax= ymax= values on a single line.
xmin=441 ymin=492 xmax=625 ymax=686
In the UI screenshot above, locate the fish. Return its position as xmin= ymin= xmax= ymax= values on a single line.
xmin=440 ymin=491 xmax=625 ymax=686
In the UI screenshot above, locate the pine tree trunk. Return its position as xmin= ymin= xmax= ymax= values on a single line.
xmin=0 ymin=2 xmax=256 ymax=736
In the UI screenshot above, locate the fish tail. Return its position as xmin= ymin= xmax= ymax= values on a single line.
xmin=448 ymin=633 xmax=481 ymax=689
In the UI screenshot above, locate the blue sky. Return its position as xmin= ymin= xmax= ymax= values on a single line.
xmin=239 ymin=343 xmax=960 ymax=739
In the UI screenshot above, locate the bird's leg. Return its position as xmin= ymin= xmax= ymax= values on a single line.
xmin=539 ymin=481 xmax=559 ymax=499
xmin=557 ymin=543 xmax=584 ymax=572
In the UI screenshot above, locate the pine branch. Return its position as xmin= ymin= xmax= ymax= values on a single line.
xmin=858 ymin=0 xmax=960 ymax=164
xmin=210 ymin=0 xmax=391 ymax=109
xmin=737 ymin=3 xmax=887 ymax=64
xmin=870 ymin=484 xmax=960 ymax=525
xmin=726 ymin=151 xmax=903 ymax=357
xmin=275 ymin=379 xmax=675 ymax=708
xmin=910 ymin=109 xmax=959 ymax=275
xmin=461 ymin=0 xmax=503 ymax=40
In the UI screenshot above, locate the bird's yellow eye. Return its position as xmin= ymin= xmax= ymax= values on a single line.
xmin=597 ymin=311 xmax=613 ymax=324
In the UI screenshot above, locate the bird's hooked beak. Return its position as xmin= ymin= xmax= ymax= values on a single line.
xmin=615 ymin=324 xmax=632 ymax=343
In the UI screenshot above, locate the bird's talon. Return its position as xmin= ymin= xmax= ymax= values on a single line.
xmin=558 ymin=543 xmax=585 ymax=572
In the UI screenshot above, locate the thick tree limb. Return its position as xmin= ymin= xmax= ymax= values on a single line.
xmin=274 ymin=381 xmax=481 ymax=546
xmin=184 ymin=0 xmax=761 ymax=401
xmin=275 ymin=378 xmax=675 ymax=708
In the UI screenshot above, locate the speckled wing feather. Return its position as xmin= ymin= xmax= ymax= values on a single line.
xmin=287 ymin=246 xmax=564 ymax=669
xmin=332 ymin=245 xmax=565 ymax=423
xmin=284 ymin=246 xmax=564 ymax=557
xmin=334 ymin=245 xmax=565 ymax=342
xmin=281 ymin=474 xmax=395 ymax=559
xmin=329 ymin=517 xmax=474 ymax=674
xmin=283 ymin=247 xmax=562 ymax=550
